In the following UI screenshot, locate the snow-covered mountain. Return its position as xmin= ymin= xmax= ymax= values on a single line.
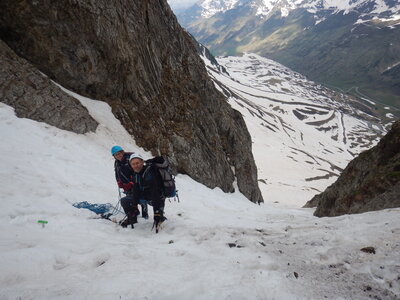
xmin=177 ymin=0 xmax=400 ymax=108
xmin=197 ymin=45 xmax=392 ymax=205
xmin=190 ymin=0 xmax=400 ymax=23
xmin=198 ymin=0 xmax=243 ymax=17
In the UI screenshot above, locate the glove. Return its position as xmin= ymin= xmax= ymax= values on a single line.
xmin=119 ymin=182 xmax=134 ymax=192
xmin=146 ymin=156 xmax=165 ymax=165
xmin=117 ymin=180 xmax=124 ymax=188
xmin=123 ymin=182 xmax=134 ymax=192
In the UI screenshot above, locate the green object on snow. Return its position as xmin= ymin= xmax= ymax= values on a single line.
xmin=37 ymin=220 xmax=48 ymax=228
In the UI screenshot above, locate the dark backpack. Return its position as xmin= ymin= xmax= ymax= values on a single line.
xmin=147 ymin=157 xmax=177 ymax=198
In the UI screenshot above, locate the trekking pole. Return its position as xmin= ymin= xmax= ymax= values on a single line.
xmin=108 ymin=187 xmax=123 ymax=217
xmin=115 ymin=187 xmax=123 ymax=212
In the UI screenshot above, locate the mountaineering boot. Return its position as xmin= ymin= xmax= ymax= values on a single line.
xmin=120 ymin=211 xmax=138 ymax=228
xmin=152 ymin=209 xmax=167 ymax=233
xmin=141 ymin=203 xmax=149 ymax=219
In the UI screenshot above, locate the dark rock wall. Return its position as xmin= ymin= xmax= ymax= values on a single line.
xmin=304 ymin=120 xmax=400 ymax=216
xmin=0 ymin=0 xmax=263 ymax=202
xmin=0 ymin=40 xmax=98 ymax=134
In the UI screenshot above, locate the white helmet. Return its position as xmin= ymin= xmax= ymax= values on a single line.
xmin=129 ymin=153 xmax=144 ymax=161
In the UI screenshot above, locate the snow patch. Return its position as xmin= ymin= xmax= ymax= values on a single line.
xmin=0 ymin=69 xmax=398 ymax=299
xmin=386 ymin=113 xmax=394 ymax=119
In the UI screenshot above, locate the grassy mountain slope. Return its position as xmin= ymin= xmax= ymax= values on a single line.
xmin=181 ymin=8 xmax=400 ymax=108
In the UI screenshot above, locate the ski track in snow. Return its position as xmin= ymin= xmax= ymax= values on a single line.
xmin=1 ymin=83 xmax=400 ymax=299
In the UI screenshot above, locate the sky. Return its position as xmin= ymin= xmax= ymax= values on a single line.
xmin=167 ymin=0 xmax=198 ymax=9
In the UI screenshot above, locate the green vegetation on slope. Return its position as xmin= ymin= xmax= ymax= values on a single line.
xmin=183 ymin=8 xmax=400 ymax=108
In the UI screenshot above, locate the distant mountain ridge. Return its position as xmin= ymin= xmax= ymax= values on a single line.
xmin=178 ymin=0 xmax=400 ymax=108
xmin=184 ymin=0 xmax=400 ymax=21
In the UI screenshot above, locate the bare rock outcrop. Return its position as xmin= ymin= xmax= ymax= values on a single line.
xmin=304 ymin=120 xmax=400 ymax=216
xmin=0 ymin=0 xmax=262 ymax=202
xmin=0 ymin=40 xmax=98 ymax=134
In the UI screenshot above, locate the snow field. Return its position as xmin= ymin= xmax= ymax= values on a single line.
xmin=203 ymin=53 xmax=384 ymax=207
xmin=0 ymin=86 xmax=399 ymax=299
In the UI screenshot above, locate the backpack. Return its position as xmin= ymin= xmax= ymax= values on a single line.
xmin=147 ymin=156 xmax=177 ymax=198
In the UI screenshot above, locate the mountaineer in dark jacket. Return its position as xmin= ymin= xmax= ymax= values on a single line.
xmin=111 ymin=145 xmax=133 ymax=190
xmin=128 ymin=153 xmax=167 ymax=231
xmin=111 ymin=146 xmax=148 ymax=227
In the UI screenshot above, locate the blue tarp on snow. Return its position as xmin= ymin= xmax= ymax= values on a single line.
xmin=73 ymin=201 xmax=113 ymax=215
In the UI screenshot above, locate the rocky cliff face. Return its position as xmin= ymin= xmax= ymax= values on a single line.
xmin=0 ymin=40 xmax=98 ymax=134
xmin=304 ymin=120 xmax=400 ymax=217
xmin=0 ymin=0 xmax=263 ymax=202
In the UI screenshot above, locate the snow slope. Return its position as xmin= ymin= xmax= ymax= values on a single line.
xmin=201 ymin=52 xmax=385 ymax=207
xmin=0 ymin=85 xmax=399 ymax=299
